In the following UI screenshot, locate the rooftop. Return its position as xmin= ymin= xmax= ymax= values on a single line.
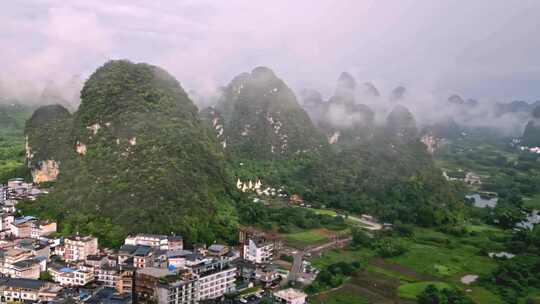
xmin=0 ymin=278 xmax=47 ymax=290
xmin=208 ymin=244 xmax=228 ymax=252
xmin=137 ymin=267 xmax=174 ymax=279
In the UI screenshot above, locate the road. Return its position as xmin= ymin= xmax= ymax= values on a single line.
xmin=286 ymin=236 xmax=353 ymax=283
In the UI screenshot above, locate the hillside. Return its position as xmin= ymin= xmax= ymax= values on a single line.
xmin=206 ymin=67 xmax=326 ymax=160
xmin=20 ymin=60 xmax=238 ymax=247
xmin=25 ymin=104 xmax=72 ymax=183
xmin=0 ymin=102 xmax=34 ymax=183
xmin=522 ymin=105 xmax=540 ymax=147
xmin=294 ymin=108 xmax=462 ymax=226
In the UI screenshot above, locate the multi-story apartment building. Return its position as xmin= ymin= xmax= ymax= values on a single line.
xmin=64 ymin=235 xmax=98 ymax=262
xmin=195 ymin=261 xmax=236 ymax=301
xmin=49 ymin=265 xmax=94 ymax=286
xmin=30 ymin=220 xmax=57 ymax=239
xmin=1 ymin=248 xmax=34 ymax=276
xmin=135 ymin=268 xmax=197 ymax=304
xmin=9 ymin=216 xmax=37 ymax=238
xmin=0 ymin=278 xmax=62 ymax=303
xmin=243 ymin=238 xmax=274 ymax=264
xmin=11 ymin=258 xmax=45 ymax=279
xmin=124 ymin=234 xmax=183 ymax=251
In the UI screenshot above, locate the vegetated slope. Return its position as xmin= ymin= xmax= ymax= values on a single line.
xmin=208 ymin=66 xmax=326 ymax=159
xmin=20 ymin=60 xmax=238 ymax=247
xmin=296 ymin=106 xmax=463 ymax=226
xmin=25 ymin=104 xmax=72 ymax=183
xmin=521 ymin=105 xmax=540 ymax=146
xmin=0 ymin=102 xmax=34 ymax=183
xmin=201 ymin=67 xmax=328 ymax=184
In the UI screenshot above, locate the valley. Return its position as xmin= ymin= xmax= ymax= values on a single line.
xmin=0 ymin=61 xmax=539 ymax=304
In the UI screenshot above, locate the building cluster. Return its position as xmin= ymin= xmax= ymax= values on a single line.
xmin=0 ymin=179 xmax=308 ymax=303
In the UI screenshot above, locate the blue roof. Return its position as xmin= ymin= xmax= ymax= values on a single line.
xmin=13 ymin=216 xmax=36 ymax=225
xmin=60 ymin=267 xmax=75 ymax=273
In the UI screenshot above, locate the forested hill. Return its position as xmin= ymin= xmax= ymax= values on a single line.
xmin=20 ymin=60 xmax=239 ymax=247
xmin=202 ymin=66 xmax=327 ymax=160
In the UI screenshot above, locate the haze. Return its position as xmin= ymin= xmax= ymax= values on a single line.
xmin=2 ymin=0 xmax=540 ymax=105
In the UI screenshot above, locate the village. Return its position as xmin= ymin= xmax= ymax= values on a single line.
xmin=0 ymin=178 xmax=364 ymax=304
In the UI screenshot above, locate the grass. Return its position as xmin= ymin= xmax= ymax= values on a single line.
xmin=366 ymin=264 xmax=417 ymax=282
xmin=311 ymin=286 xmax=369 ymax=304
xmin=398 ymin=281 xmax=452 ymax=300
xmin=311 ymin=248 xmax=373 ymax=269
xmin=284 ymin=228 xmax=349 ymax=249
xmin=468 ymin=286 xmax=504 ymax=304
xmin=389 ymin=227 xmax=499 ymax=280
xmin=311 ymin=208 xmax=338 ymax=217
xmin=238 ymin=286 xmax=261 ymax=296
xmin=523 ymin=194 xmax=540 ymax=210
xmin=284 ymin=228 xmax=331 ymax=248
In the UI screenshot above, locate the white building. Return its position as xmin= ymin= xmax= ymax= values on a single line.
xmin=243 ymin=238 xmax=274 ymax=264
xmin=0 ymin=278 xmax=62 ymax=303
xmin=49 ymin=265 xmax=94 ymax=286
xmin=124 ymin=234 xmax=183 ymax=251
xmin=64 ymin=235 xmax=98 ymax=262
xmin=273 ymin=288 xmax=307 ymax=304
xmin=197 ymin=265 xmax=236 ymax=301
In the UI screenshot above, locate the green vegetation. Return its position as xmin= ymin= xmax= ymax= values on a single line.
xmin=284 ymin=228 xmax=344 ymax=249
xmin=416 ymin=283 xmax=473 ymax=304
xmin=399 ymin=281 xmax=452 ymax=300
xmin=0 ymin=103 xmax=33 ymax=183
xmin=311 ymin=288 xmax=369 ymax=304
xmin=305 ymin=261 xmax=364 ymax=294
xmin=25 ymin=104 xmax=72 ymax=174
xmin=19 ymin=60 xmax=239 ymax=247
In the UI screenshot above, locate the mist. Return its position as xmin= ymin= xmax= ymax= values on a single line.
xmin=2 ymin=1 xmax=540 ymax=134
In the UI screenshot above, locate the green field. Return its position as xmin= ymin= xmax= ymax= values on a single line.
xmin=311 ymin=287 xmax=369 ymax=304
xmin=389 ymin=227 xmax=500 ymax=280
xmin=309 ymin=224 xmax=507 ymax=303
xmin=398 ymin=281 xmax=452 ymax=299
xmin=284 ymin=229 xmax=330 ymax=248
xmin=312 ymin=247 xmax=373 ymax=269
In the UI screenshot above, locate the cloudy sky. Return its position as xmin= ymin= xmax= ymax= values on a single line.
xmin=2 ymin=0 xmax=540 ymax=103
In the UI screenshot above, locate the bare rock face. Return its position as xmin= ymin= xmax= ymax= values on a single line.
xmin=421 ymin=134 xmax=441 ymax=154
xmin=31 ymin=159 xmax=60 ymax=183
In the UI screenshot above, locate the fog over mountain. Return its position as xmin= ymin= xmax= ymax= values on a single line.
xmin=2 ymin=1 xmax=540 ymax=134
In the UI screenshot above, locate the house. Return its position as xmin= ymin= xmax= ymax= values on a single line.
xmin=124 ymin=234 xmax=183 ymax=251
xmin=133 ymin=267 xmax=198 ymax=304
xmin=49 ymin=264 xmax=94 ymax=286
xmin=207 ymin=244 xmax=229 ymax=257
xmin=134 ymin=267 xmax=180 ymax=303
xmin=1 ymin=248 xmax=33 ymax=276
xmin=9 ymin=216 xmax=37 ymax=238
xmin=64 ymin=235 xmax=98 ymax=262
xmin=133 ymin=245 xmax=153 ymax=269
xmin=273 ymin=288 xmax=307 ymax=304
xmin=95 ymin=265 xmax=121 ymax=289
xmin=243 ymin=238 xmax=274 ymax=264
xmin=0 ymin=278 xmax=62 ymax=303
xmin=30 ymin=220 xmax=57 ymax=239
xmin=115 ymin=268 xmax=134 ymax=295
xmin=11 ymin=258 xmax=44 ymax=279
xmin=15 ymin=238 xmax=50 ymax=260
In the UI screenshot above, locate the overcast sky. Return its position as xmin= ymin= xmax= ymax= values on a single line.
xmin=2 ymin=0 xmax=540 ymax=103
